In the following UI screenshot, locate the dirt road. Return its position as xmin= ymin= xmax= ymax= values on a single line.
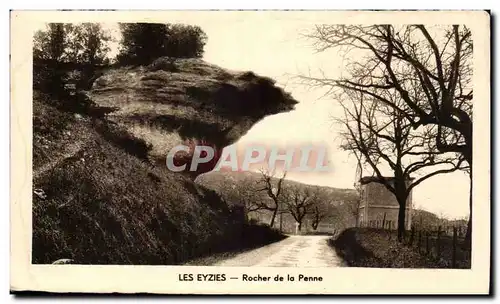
xmin=213 ymin=235 xmax=345 ymax=267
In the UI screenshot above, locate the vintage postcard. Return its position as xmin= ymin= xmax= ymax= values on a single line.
xmin=10 ymin=10 xmax=490 ymax=294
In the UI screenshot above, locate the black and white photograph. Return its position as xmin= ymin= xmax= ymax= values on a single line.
xmin=10 ymin=10 xmax=490 ymax=294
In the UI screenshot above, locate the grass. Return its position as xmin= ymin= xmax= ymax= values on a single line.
xmin=331 ymin=228 xmax=471 ymax=268
xmin=184 ymin=224 xmax=287 ymax=265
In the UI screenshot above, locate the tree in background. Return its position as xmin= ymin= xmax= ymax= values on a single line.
xmin=117 ymin=23 xmax=207 ymax=65
xmin=166 ymin=24 xmax=207 ymax=58
xmin=33 ymin=23 xmax=66 ymax=91
xmin=338 ymin=90 xmax=467 ymax=241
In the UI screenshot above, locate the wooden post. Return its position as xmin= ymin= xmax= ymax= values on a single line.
xmin=452 ymin=227 xmax=457 ymax=268
xmin=437 ymin=226 xmax=442 ymax=259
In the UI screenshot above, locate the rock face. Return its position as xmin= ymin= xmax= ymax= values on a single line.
xmin=89 ymin=57 xmax=298 ymax=175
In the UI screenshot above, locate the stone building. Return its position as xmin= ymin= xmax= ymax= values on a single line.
xmin=356 ymin=176 xmax=413 ymax=230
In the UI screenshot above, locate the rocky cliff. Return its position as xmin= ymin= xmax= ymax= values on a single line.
xmin=89 ymin=57 xmax=298 ymax=175
xmin=32 ymin=58 xmax=298 ymax=264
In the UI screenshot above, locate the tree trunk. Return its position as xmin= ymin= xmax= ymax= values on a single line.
xmin=298 ymin=222 xmax=302 ymax=232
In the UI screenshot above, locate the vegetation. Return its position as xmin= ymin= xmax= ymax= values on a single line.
xmin=332 ymin=228 xmax=470 ymax=268
xmin=197 ymin=171 xmax=359 ymax=234
xmin=34 ymin=23 xmax=111 ymax=65
xmin=282 ymin=185 xmax=317 ymax=232
xmin=89 ymin=57 xmax=297 ymax=172
xmin=32 ymin=22 xmax=299 ymax=264
xmin=33 ymin=80 xmax=289 ymax=264
xmin=337 ymin=89 xmax=467 ymax=241
xmin=117 ymin=23 xmax=207 ymax=65
xmin=33 ymin=23 xmax=112 ymax=96
xmin=413 ymin=209 xmax=468 ymax=231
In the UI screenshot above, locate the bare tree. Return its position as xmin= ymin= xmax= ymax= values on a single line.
xmin=257 ymin=169 xmax=287 ymax=227
xmin=224 ymin=177 xmax=266 ymax=217
xmin=302 ymin=24 xmax=473 ymax=245
xmin=338 ymin=91 xmax=467 ymax=241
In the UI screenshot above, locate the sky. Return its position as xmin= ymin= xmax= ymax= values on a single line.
xmin=99 ymin=19 xmax=471 ymax=219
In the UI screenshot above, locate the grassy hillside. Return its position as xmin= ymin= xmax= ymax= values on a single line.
xmin=32 ymin=58 xmax=296 ymax=264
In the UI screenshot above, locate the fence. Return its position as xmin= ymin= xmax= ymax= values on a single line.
xmin=361 ymin=219 xmax=471 ymax=268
